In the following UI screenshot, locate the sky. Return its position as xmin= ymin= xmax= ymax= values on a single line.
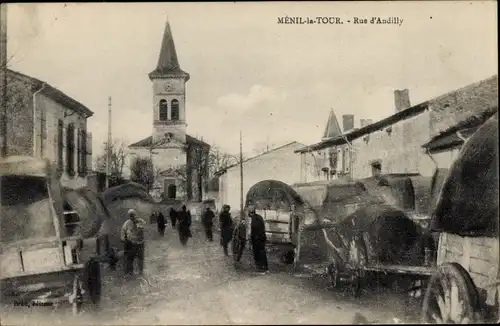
xmin=5 ymin=1 xmax=498 ymax=157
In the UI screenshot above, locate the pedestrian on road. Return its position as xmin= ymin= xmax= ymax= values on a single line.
xmin=248 ymin=205 xmax=269 ymax=274
xmin=177 ymin=205 xmax=192 ymax=246
xmin=120 ymin=209 xmax=146 ymax=277
xmin=219 ymin=205 xmax=234 ymax=256
xmin=232 ymin=216 xmax=247 ymax=263
xmin=202 ymin=206 xmax=215 ymax=242
xmin=157 ymin=211 xmax=166 ymax=237
xmin=169 ymin=207 xmax=178 ymax=229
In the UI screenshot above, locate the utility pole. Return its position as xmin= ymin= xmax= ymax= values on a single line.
xmin=239 ymin=130 xmax=244 ymax=219
xmin=105 ymin=96 xmax=112 ymax=189
xmin=1 ymin=3 xmax=7 ymax=157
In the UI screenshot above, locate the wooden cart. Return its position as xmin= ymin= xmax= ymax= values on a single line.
xmin=0 ymin=156 xmax=102 ymax=315
xmin=420 ymin=114 xmax=499 ymax=324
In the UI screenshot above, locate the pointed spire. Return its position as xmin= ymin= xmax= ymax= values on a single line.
xmin=322 ymin=109 xmax=342 ymax=140
xmin=149 ymin=19 xmax=190 ymax=81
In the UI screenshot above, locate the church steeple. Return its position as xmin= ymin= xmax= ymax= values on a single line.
xmin=149 ymin=20 xmax=190 ymax=81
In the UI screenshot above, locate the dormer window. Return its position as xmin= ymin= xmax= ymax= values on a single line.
xmin=159 ymin=100 xmax=168 ymax=121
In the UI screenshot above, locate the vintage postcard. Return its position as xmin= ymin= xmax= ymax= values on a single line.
xmin=0 ymin=1 xmax=498 ymax=325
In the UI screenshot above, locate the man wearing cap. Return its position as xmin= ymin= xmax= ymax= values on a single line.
xmin=120 ymin=209 xmax=147 ymax=276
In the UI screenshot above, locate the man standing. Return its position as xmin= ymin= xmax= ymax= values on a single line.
xmin=177 ymin=205 xmax=192 ymax=246
xmin=202 ymin=206 xmax=215 ymax=242
xmin=169 ymin=207 xmax=177 ymax=229
xmin=248 ymin=205 xmax=268 ymax=274
xmin=157 ymin=211 xmax=166 ymax=237
xmin=219 ymin=205 xmax=234 ymax=256
xmin=120 ymin=209 xmax=146 ymax=277
xmin=232 ymin=216 xmax=246 ymax=264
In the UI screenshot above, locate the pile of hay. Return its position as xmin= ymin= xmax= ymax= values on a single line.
xmin=432 ymin=113 xmax=499 ymax=237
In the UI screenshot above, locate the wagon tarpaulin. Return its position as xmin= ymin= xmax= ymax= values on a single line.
xmin=431 ymin=113 xmax=499 ymax=237
xmin=101 ymin=182 xmax=155 ymax=205
xmin=63 ymin=187 xmax=110 ymax=239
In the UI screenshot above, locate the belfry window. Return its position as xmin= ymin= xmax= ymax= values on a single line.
xmin=159 ymin=100 xmax=168 ymax=121
xmin=171 ymin=99 xmax=179 ymax=121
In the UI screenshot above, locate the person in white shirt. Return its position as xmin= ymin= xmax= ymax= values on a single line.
xmin=120 ymin=209 xmax=146 ymax=276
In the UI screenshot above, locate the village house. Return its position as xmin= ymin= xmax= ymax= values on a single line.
xmin=0 ymin=69 xmax=94 ymax=190
xmin=128 ymin=20 xmax=210 ymax=203
xmin=296 ymin=75 xmax=498 ymax=180
xmin=214 ymin=141 xmax=316 ymax=214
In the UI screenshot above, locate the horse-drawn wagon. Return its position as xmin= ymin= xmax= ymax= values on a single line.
xmin=0 ymin=156 xmax=102 ymax=314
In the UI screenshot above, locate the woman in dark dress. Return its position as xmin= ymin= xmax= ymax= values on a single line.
xmin=177 ymin=205 xmax=192 ymax=246
xmin=219 ymin=205 xmax=234 ymax=256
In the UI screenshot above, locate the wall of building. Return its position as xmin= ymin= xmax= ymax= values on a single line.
xmin=350 ymin=110 xmax=436 ymax=178
xmin=34 ymin=93 xmax=90 ymax=189
xmin=219 ymin=143 xmax=306 ymax=212
xmin=432 ymin=148 xmax=461 ymax=169
xmin=3 ymin=76 xmax=34 ymax=156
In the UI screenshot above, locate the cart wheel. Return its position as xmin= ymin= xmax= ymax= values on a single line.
xmin=326 ymin=261 xmax=340 ymax=289
xmin=421 ymin=263 xmax=479 ymax=324
xmin=71 ymin=275 xmax=83 ymax=316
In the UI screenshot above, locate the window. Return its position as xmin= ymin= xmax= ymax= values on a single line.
xmin=77 ymin=128 xmax=87 ymax=177
xmin=159 ymin=100 xmax=168 ymax=120
xmin=40 ymin=109 xmax=47 ymax=157
xmin=343 ymin=148 xmax=350 ymax=173
xmin=77 ymin=128 xmax=81 ymax=174
xmin=57 ymin=120 xmax=64 ymax=171
xmin=66 ymin=123 xmax=75 ymax=176
xmin=81 ymin=129 xmax=87 ymax=176
xmin=171 ymin=99 xmax=179 ymax=121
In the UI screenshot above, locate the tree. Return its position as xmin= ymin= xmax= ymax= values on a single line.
xmin=130 ymin=157 xmax=155 ymax=191
xmin=206 ymin=145 xmax=247 ymax=178
xmin=94 ymin=139 xmax=128 ymax=177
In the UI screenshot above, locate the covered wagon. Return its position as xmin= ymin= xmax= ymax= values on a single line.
xmin=0 ymin=156 xmax=103 ymax=314
xmin=421 ymin=113 xmax=499 ymax=323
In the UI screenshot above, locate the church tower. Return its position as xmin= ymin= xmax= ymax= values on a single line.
xmin=149 ymin=21 xmax=190 ymax=145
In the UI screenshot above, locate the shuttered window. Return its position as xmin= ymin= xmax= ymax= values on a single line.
xmin=77 ymin=128 xmax=81 ymax=175
xmin=57 ymin=120 xmax=64 ymax=171
xmin=78 ymin=129 xmax=87 ymax=177
xmin=40 ymin=109 xmax=47 ymax=157
xmin=66 ymin=123 xmax=75 ymax=176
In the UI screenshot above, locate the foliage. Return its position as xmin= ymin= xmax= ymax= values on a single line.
xmin=94 ymin=139 xmax=128 ymax=177
xmin=130 ymin=157 xmax=155 ymax=191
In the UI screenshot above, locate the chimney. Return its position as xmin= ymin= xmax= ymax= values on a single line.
xmin=342 ymin=114 xmax=354 ymax=132
xmin=394 ymin=89 xmax=411 ymax=112
xmin=360 ymin=119 xmax=373 ymax=128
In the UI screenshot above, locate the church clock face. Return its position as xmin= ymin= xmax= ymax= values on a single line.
xmin=164 ymin=82 xmax=175 ymax=92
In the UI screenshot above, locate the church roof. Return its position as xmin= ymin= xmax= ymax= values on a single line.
xmin=128 ymin=134 xmax=210 ymax=149
xmin=322 ymin=109 xmax=342 ymax=140
xmin=148 ymin=20 xmax=190 ymax=81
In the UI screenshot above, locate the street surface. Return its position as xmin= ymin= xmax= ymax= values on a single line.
xmin=1 ymin=223 xmax=421 ymax=325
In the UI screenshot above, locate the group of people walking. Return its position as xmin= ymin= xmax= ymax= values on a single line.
xmin=203 ymin=204 xmax=269 ymax=274
xmin=120 ymin=203 xmax=270 ymax=277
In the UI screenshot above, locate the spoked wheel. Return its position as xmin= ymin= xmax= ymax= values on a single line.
xmin=70 ymin=275 xmax=84 ymax=316
xmin=421 ymin=263 xmax=479 ymax=324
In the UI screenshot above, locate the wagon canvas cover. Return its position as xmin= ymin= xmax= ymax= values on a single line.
xmin=431 ymin=113 xmax=499 ymax=237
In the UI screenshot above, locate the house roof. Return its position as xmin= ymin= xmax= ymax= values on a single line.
xmin=295 ymin=74 xmax=498 ymax=154
xmin=214 ymin=141 xmax=305 ymax=176
xmin=128 ymin=134 xmax=210 ymax=149
xmin=322 ymin=109 xmax=343 ymax=140
xmin=422 ymin=112 xmax=497 ymax=152
xmin=148 ymin=20 xmax=190 ymax=81
xmin=7 ymin=69 xmax=94 ymax=117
